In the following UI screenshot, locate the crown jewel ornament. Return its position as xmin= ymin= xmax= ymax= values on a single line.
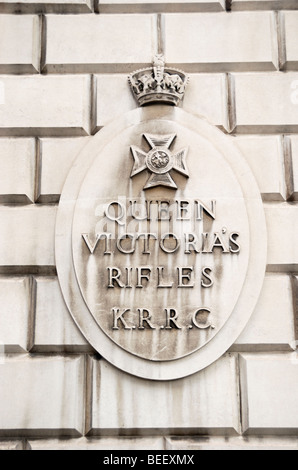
xmin=128 ymin=54 xmax=189 ymax=106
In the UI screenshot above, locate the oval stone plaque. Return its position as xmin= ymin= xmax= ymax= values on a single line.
xmin=56 ymin=106 xmax=267 ymax=380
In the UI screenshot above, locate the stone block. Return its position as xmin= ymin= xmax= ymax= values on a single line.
xmin=95 ymin=73 xmax=228 ymax=131
xmin=0 ymin=205 xmax=57 ymax=274
xmin=0 ymin=441 xmax=24 ymax=450
xmin=0 ymin=15 xmax=40 ymax=73
xmin=0 ymin=138 xmax=36 ymax=203
xmin=292 ymin=276 xmax=298 ymax=343
xmin=97 ymin=0 xmax=225 ymax=13
xmin=165 ymin=436 xmax=298 ymax=450
xmin=164 ymin=12 xmax=278 ymax=72
xmin=95 ymin=74 xmax=138 ymax=131
xmin=239 ymin=353 xmax=298 ymax=434
xmin=0 ymin=355 xmax=85 ymax=437
xmin=233 ymin=274 xmax=296 ymax=351
xmin=231 ymin=0 xmax=298 ymax=10
xmin=0 ymin=0 xmax=93 ymax=13
xmin=283 ymin=12 xmax=298 ymax=71
xmin=37 ymin=137 xmax=90 ymax=203
xmin=290 ymin=135 xmax=298 ymax=201
xmin=88 ymin=355 xmax=240 ymax=435
xmin=235 ymin=135 xmax=286 ymax=201
xmin=182 ymin=73 xmax=228 ymax=130
xmin=45 ymin=14 xmax=157 ymax=73
xmin=33 ymin=277 xmax=92 ymax=352
xmin=265 ymin=203 xmax=298 ymax=272
xmin=28 ymin=437 xmax=164 ymax=449
xmin=0 ymin=75 xmax=91 ymax=137
xmin=0 ymin=276 xmax=32 ymax=353
xmin=233 ymin=72 xmax=298 ymax=133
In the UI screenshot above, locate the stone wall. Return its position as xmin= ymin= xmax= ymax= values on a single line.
xmin=0 ymin=0 xmax=297 ymax=450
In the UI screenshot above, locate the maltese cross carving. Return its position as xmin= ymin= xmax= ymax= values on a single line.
xmin=130 ymin=133 xmax=189 ymax=190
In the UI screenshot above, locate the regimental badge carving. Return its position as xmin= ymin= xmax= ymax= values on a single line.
xmin=56 ymin=56 xmax=267 ymax=381
xmin=130 ymin=133 xmax=189 ymax=190
xmin=128 ymin=54 xmax=189 ymax=106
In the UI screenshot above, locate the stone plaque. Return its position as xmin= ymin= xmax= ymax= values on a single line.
xmin=56 ymin=105 xmax=267 ymax=380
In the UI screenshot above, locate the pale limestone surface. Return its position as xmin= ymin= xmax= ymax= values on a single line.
xmin=0 ymin=0 xmax=93 ymax=12
xmin=95 ymin=74 xmax=138 ymax=130
xmin=265 ymin=203 xmax=298 ymax=272
xmin=231 ymin=0 xmax=298 ymax=10
xmin=164 ymin=12 xmax=278 ymax=72
xmin=0 ymin=0 xmax=296 ymax=449
xmin=38 ymin=137 xmax=89 ymax=202
xmin=180 ymin=73 xmax=228 ymax=129
xmin=33 ymin=277 xmax=92 ymax=352
xmin=234 ymin=274 xmax=296 ymax=351
xmin=0 ymin=75 xmax=91 ymax=136
xmin=0 ymin=205 xmax=57 ymax=273
xmin=28 ymin=437 xmax=164 ymax=450
xmin=233 ymin=72 xmax=298 ymax=133
xmin=283 ymin=12 xmax=298 ymax=71
xmin=0 ymin=15 xmax=40 ymax=73
xmin=88 ymin=355 xmax=240 ymax=435
xmin=291 ymin=135 xmax=298 ymax=200
xmin=240 ymin=352 xmax=298 ymax=434
xmin=0 ymin=277 xmax=31 ymax=352
xmin=293 ymin=276 xmax=298 ymax=341
xmin=0 ymin=441 xmax=24 ymax=450
xmin=95 ymin=73 xmax=228 ymax=130
xmin=56 ymin=106 xmax=267 ymax=380
xmin=17 ymin=274 xmax=293 ymax=354
xmin=45 ymin=14 xmax=158 ymax=72
xmin=97 ymin=0 xmax=225 ymax=13
xmin=235 ymin=135 xmax=287 ymax=201
xmin=165 ymin=436 xmax=298 ymax=450
xmin=0 ymin=138 xmax=36 ymax=203
xmin=0 ymin=355 xmax=85 ymax=437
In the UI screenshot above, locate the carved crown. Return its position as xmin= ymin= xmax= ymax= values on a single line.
xmin=128 ymin=55 xmax=189 ymax=106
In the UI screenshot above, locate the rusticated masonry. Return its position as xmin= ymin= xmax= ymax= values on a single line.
xmin=0 ymin=0 xmax=297 ymax=451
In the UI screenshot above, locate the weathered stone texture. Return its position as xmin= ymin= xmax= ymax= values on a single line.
xmin=21 ymin=273 xmax=296 ymax=353
xmin=0 ymin=441 xmax=24 ymax=450
xmin=0 ymin=138 xmax=36 ymax=203
xmin=231 ymin=0 xmax=298 ymax=10
xmin=97 ymin=0 xmax=225 ymax=13
xmin=37 ymin=137 xmax=89 ymax=203
xmin=28 ymin=437 xmax=164 ymax=450
xmin=283 ymin=12 xmax=298 ymax=71
xmin=88 ymin=355 xmax=240 ymax=435
xmin=235 ymin=135 xmax=286 ymax=201
xmin=0 ymin=205 xmax=57 ymax=273
xmin=0 ymin=75 xmax=91 ymax=137
xmin=0 ymin=0 xmax=93 ymax=13
xmin=291 ymin=135 xmax=298 ymax=201
xmin=232 ymin=73 xmax=298 ymax=133
xmin=265 ymin=203 xmax=298 ymax=272
xmin=163 ymin=12 xmax=278 ymax=72
xmin=0 ymin=277 xmax=32 ymax=352
xmin=0 ymin=355 xmax=85 ymax=437
xmin=44 ymin=14 xmax=158 ymax=73
xmin=95 ymin=73 xmax=228 ymax=131
xmin=0 ymin=0 xmax=297 ymax=449
xmin=33 ymin=277 xmax=92 ymax=352
xmin=165 ymin=436 xmax=298 ymax=450
xmin=0 ymin=15 xmax=40 ymax=73
xmin=240 ymin=353 xmax=298 ymax=434
xmin=233 ymin=274 xmax=296 ymax=351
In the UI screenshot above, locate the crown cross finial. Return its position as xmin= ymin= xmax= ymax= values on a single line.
xmin=128 ymin=55 xmax=189 ymax=107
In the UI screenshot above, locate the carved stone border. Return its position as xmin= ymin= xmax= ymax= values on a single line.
xmin=55 ymin=106 xmax=267 ymax=381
